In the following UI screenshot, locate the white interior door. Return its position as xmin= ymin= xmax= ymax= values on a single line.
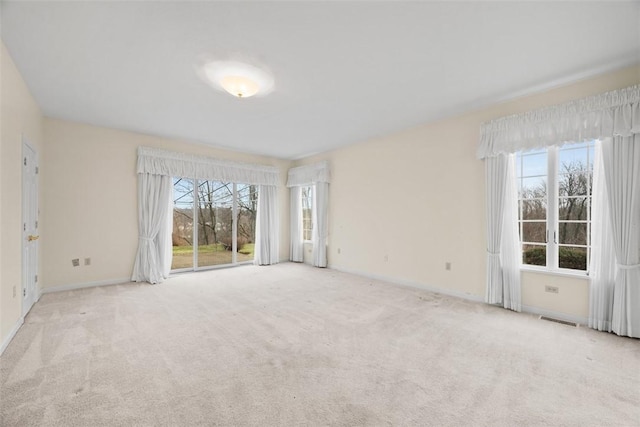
xmin=22 ymin=140 xmax=39 ymax=316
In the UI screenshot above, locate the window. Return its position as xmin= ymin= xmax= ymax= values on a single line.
xmin=172 ymin=178 xmax=195 ymax=269
xmin=516 ymin=141 xmax=595 ymax=272
xmin=236 ymin=183 xmax=258 ymax=261
xmin=171 ymin=178 xmax=257 ymax=271
xmin=301 ymin=186 xmax=313 ymax=241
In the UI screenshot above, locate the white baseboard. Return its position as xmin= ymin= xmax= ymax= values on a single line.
xmin=328 ymin=264 xmax=485 ymax=303
xmin=328 ymin=264 xmax=588 ymax=325
xmin=41 ymin=277 xmax=131 ymax=294
xmin=0 ymin=316 xmax=24 ymax=357
xmin=521 ymin=304 xmax=588 ymax=326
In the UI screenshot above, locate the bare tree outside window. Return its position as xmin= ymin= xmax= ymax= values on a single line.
xmin=197 ymin=181 xmax=233 ymax=267
xmin=557 ymin=144 xmax=593 ymax=270
xmin=302 ymin=186 xmax=313 ymax=241
xmin=172 ymin=178 xmax=194 ymax=269
xmin=516 ymin=142 xmax=594 ymax=271
xmin=171 ymin=178 xmax=257 ymax=270
xmin=517 ymin=150 xmax=548 ymax=267
xmin=236 ymin=183 xmax=258 ymax=258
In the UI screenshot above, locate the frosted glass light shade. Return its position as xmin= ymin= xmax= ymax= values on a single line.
xmin=220 ymin=75 xmax=260 ymax=98
xmin=200 ymin=60 xmax=274 ymax=98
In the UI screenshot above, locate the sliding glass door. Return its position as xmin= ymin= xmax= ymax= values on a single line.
xmin=172 ymin=178 xmax=194 ymax=270
xmin=196 ymin=180 xmax=233 ymax=267
xmin=171 ymin=178 xmax=257 ymax=271
xmin=237 ymin=184 xmax=258 ymax=263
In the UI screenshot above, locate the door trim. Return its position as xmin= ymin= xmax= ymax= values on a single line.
xmin=21 ymin=137 xmax=39 ymax=317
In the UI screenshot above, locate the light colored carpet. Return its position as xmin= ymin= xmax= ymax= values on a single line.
xmin=1 ymin=263 xmax=639 ymax=426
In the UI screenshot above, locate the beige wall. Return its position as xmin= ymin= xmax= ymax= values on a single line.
xmin=521 ymin=271 xmax=589 ymax=320
xmin=295 ymin=64 xmax=640 ymax=322
xmin=0 ymin=42 xmax=44 ymax=346
xmin=42 ymin=119 xmax=291 ymax=289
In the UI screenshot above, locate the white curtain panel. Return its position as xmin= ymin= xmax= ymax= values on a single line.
xmin=501 ymin=154 xmax=522 ymax=311
xmin=159 ymin=191 xmax=173 ymax=279
xmin=254 ymin=185 xmax=279 ymax=265
xmin=601 ymin=135 xmax=640 ymax=337
xmin=485 ymin=155 xmax=507 ymax=305
xmin=484 ymin=154 xmax=521 ymax=310
xmin=131 ymin=173 xmax=173 ymax=284
xmin=289 ymin=186 xmax=304 ymax=262
xmin=312 ymin=182 xmax=329 ymax=268
xmin=588 ymin=141 xmax=617 ymax=332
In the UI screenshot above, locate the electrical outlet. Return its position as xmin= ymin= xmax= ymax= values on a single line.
xmin=337 ymin=248 xmax=341 ymax=254
xmin=545 ymin=285 xmax=559 ymax=294
xmin=72 ymin=258 xmax=80 ymax=267
xmin=84 ymin=257 xmax=91 ymax=266
xmin=445 ymin=262 xmax=452 ymax=271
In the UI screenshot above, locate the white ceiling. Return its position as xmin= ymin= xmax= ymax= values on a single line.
xmin=2 ymin=1 xmax=639 ymax=159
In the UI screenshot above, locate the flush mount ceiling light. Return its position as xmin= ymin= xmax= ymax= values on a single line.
xmin=200 ymin=60 xmax=274 ymax=98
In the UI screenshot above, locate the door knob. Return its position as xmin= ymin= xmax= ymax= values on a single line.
xmin=28 ymin=235 xmax=39 ymax=241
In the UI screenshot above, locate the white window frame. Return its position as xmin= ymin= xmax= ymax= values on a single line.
xmin=517 ymin=142 xmax=594 ymax=276
xmin=171 ymin=178 xmax=256 ymax=272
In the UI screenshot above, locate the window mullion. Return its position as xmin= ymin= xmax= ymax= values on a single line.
xmin=586 ymin=143 xmax=593 ymax=272
xmin=547 ymin=147 xmax=558 ymax=270
xmin=193 ymin=178 xmax=199 ymax=269
xmin=232 ymin=183 xmax=238 ymax=264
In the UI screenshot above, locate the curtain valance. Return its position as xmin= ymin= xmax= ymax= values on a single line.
xmin=137 ymin=146 xmax=280 ymax=186
xmin=478 ymin=84 xmax=640 ymax=159
xmin=286 ymin=161 xmax=330 ymax=187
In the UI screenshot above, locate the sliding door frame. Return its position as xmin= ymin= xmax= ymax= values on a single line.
xmin=171 ymin=178 xmax=253 ymax=273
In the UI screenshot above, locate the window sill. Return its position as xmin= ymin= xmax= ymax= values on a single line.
xmin=520 ymin=265 xmax=589 ymax=280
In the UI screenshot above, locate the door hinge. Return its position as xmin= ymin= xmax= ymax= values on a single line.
xmin=35 ymin=166 xmax=39 ymax=174
xmin=24 ymin=157 xmax=27 ymax=166
xmin=35 ymin=220 xmax=38 ymax=229
xmin=23 ymin=288 xmax=26 ymax=297
xmin=35 ymin=275 xmax=38 ymax=283
xmin=24 ymin=223 xmax=27 ymax=231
